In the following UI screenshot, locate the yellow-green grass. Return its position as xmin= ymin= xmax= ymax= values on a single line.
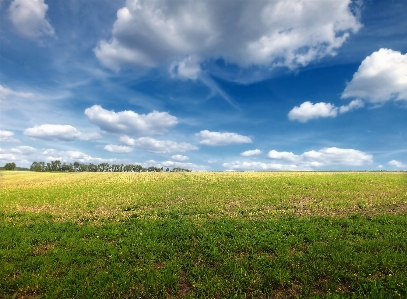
xmin=1 ymin=171 xmax=406 ymax=298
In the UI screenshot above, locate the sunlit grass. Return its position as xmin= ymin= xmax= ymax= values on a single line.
xmin=1 ymin=171 xmax=406 ymax=298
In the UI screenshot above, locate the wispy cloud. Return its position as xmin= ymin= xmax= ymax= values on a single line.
xmin=24 ymin=124 xmax=101 ymax=141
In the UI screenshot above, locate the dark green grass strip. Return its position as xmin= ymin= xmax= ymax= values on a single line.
xmin=1 ymin=213 xmax=407 ymax=298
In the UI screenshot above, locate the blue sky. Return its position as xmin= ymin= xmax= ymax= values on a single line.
xmin=0 ymin=0 xmax=406 ymax=171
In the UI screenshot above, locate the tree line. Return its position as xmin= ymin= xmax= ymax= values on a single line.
xmin=29 ymin=161 xmax=191 ymax=172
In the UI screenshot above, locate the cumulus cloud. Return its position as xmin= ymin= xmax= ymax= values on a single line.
xmin=388 ymin=160 xmax=407 ymax=168
xmin=10 ymin=146 xmax=36 ymax=155
xmin=223 ymin=161 xmax=297 ymax=171
xmin=95 ymin=0 xmax=361 ymax=72
xmin=171 ymin=154 xmax=189 ymax=161
xmin=23 ymin=124 xmax=102 ymax=141
xmin=170 ymin=55 xmax=201 ymax=80
xmin=0 ymin=153 xmax=17 ymax=161
xmin=225 ymin=147 xmax=372 ymax=171
xmin=0 ymin=130 xmax=19 ymax=142
xmin=104 ymin=144 xmax=133 ymax=153
xmin=339 ymin=99 xmax=364 ymax=113
xmin=342 ymin=49 xmax=407 ymax=103
xmin=85 ymin=105 xmax=177 ymax=135
xmin=288 ymin=99 xmax=364 ymax=122
xmin=267 ymin=150 xmax=298 ymax=162
xmin=42 ymin=149 xmax=116 ymax=164
xmin=120 ymin=136 xmax=198 ymax=153
xmin=0 ymin=148 xmax=113 ymax=168
xmin=196 ymin=130 xmax=252 ymax=146
xmin=8 ymin=0 xmax=54 ymax=39
xmin=267 ymin=147 xmax=373 ymax=167
xmin=288 ymin=101 xmax=338 ymax=122
xmin=241 ymin=149 xmax=262 ymax=157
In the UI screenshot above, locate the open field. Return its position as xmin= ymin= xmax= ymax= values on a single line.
xmin=1 ymin=171 xmax=406 ymax=298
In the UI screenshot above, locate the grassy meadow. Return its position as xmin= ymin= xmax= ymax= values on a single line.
xmin=1 ymin=171 xmax=406 ymax=298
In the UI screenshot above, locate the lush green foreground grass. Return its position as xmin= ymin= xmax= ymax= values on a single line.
xmin=1 ymin=171 xmax=406 ymax=298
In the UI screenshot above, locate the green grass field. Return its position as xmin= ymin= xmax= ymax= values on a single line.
xmin=1 ymin=171 xmax=406 ymax=298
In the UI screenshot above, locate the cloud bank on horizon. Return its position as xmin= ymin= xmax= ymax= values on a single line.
xmin=0 ymin=0 xmax=406 ymax=171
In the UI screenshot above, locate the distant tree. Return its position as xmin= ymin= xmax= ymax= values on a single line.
xmin=27 ymin=160 xmax=177 ymax=173
xmin=30 ymin=162 xmax=41 ymax=171
xmin=133 ymin=165 xmax=143 ymax=172
xmin=79 ymin=164 xmax=88 ymax=172
xmin=99 ymin=163 xmax=110 ymax=172
xmin=61 ymin=163 xmax=70 ymax=172
xmin=4 ymin=162 xmax=16 ymax=170
xmin=30 ymin=162 xmax=46 ymax=171
xmin=88 ymin=163 xmax=98 ymax=172
xmin=124 ymin=164 xmax=134 ymax=172
xmin=50 ymin=160 xmax=61 ymax=171
xmin=172 ymin=167 xmax=192 ymax=172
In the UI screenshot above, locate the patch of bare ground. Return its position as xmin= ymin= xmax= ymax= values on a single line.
xmin=9 ymin=289 xmax=42 ymax=299
xmin=271 ymin=283 xmax=302 ymax=298
xmin=154 ymin=262 xmax=165 ymax=270
xmin=177 ymin=270 xmax=193 ymax=298
xmin=32 ymin=242 xmax=55 ymax=255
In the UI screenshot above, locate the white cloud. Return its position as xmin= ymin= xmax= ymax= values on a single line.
xmin=196 ymin=130 xmax=252 ymax=146
xmin=0 ymin=130 xmax=19 ymax=142
xmin=223 ymin=161 xmax=298 ymax=171
xmin=41 ymin=149 xmax=116 ymax=164
xmin=339 ymin=99 xmax=364 ymax=113
xmin=120 ymin=136 xmax=198 ymax=153
xmin=267 ymin=147 xmax=373 ymax=167
xmin=85 ymin=105 xmax=177 ymax=135
xmin=388 ymin=160 xmax=407 ymax=168
xmin=0 ymin=148 xmax=115 ymax=168
xmin=288 ymin=101 xmax=338 ymax=122
xmin=288 ymin=99 xmax=364 ymax=122
xmin=10 ymin=146 xmax=36 ymax=155
xmin=0 ymin=153 xmax=17 ymax=161
xmin=161 ymin=160 xmax=208 ymax=171
xmin=0 ymin=85 xmax=35 ymax=102
xmin=104 ymin=144 xmax=133 ymax=153
xmin=241 ymin=149 xmax=262 ymax=157
xmin=170 ymin=55 xmax=201 ymax=80
xmin=95 ymin=0 xmax=361 ymax=72
xmin=267 ymin=150 xmax=298 ymax=162
xmin=171 ymin=154 xmax=189 ymax=161
xmin=23 ymin=124 xmax=101 ymax=141
xmin=342 ymin=49 xmax=407 ymax=103
xmin=226 ymin=147 xmax=373 ymax=171
xmin=8 ymin=0 xmax=54 ymax=39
